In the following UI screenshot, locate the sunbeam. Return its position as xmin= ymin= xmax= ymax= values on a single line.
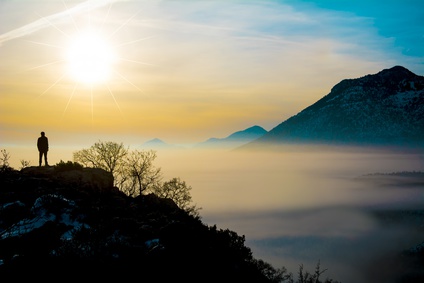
xmin=106 ymin=84 xmax=124 ymax=117
xmin=114 ymin=69 xmax=145 ymax=94
xmin=119 ymin=58 xmax=156 ymax=66
xmin=26 ymin=60 xmax=65 ymax=71
xmin=23 ymin=40 xmax=63 ymax=49
xmin=62 ymin=83 xmax=78 ymax=119
xmin=38 ymin=72 xmax=67 ymax=98
xmin=108 ymin=10 xmax=141 ymax=39
xmin=113 ymin=35 xmax=157 ymax=48
xmin=37 ymin=12 xmax=70 ymax=38
xmin=100 ymin=1 xmax=114 ymax=31
xmin=91 ymin=85 xmax=94 ymax=122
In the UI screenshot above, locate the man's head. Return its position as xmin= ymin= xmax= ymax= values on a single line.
xmin=41 ymin=132 xmax=45 ymax=136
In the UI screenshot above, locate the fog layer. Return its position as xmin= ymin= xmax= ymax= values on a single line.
xmin=156 ymin=145 xmax=424 ymax=283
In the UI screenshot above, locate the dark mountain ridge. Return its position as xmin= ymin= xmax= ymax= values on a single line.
xmin=225 ymin=125 xmax=267 ymax=140
xmin=246 ymin=66 xmax=424 ymax=148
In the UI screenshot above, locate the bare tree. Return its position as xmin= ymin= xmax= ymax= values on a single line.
xmin=73 ymin=141 xmax=128 ymax=185
xmin=20 ymin=160 xmax=31 ymax=169
xmin=73 ymin=141 xmax=199 ymax=215
xmin=120 ymin=149 xmax=162 ymax=197
xmin=154 ymin=177 xmax=201 ymax=216
xmin=1 ymin=149 xmax=10 ymax=168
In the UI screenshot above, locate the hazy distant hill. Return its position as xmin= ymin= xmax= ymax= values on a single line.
xmin=245 ymin=66 xmax=424 ymax=148
xmin=196 ymin=125 xmax=267 ymax=149
xmin=141 ymin=138 xmax=182 ymax=150
xmin=141 ymin=126 xmax=267 ymax=150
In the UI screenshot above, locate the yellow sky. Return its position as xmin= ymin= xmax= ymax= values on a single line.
xmin=1 ymin=0 xmax=422 ymax=165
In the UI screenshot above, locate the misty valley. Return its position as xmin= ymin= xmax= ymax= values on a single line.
xmin=156 ymin=145 xmax=424 ymax=283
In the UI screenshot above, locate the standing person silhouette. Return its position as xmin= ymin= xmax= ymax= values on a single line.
xmin=37 ymin=131 xmax=49 ymax=166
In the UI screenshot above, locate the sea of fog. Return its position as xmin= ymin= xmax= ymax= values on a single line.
xmin=155 ymin=146 xmax=424 ymax=283
xmin=4 ymin=144 xmax=424 ymax=282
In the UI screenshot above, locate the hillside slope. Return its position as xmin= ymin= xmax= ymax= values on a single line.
xmin=248 ymin=66 xmax=424 ymax=147
xmin=0 ymin=166 xmax=297 ymax=282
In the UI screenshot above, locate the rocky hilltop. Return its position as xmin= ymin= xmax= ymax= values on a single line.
xmin=0 ymin=166 xmax=302 ymax=282
xmin=247 ymin=66 xmax=424 ymax=147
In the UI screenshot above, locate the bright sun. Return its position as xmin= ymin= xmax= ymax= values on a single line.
xmin=66 ymin=30 xmax=116 ymax=84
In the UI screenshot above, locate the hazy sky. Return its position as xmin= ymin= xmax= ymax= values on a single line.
xmin=1 ymin=0 xmax=423 ymax=149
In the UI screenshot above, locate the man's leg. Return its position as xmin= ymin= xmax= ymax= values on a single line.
xmin=39 ymin=151 xmax=42 ymax=166
xmin=44 ymin=152 xmax=48 ymax=166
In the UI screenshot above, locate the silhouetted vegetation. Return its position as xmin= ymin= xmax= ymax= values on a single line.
xmin=73 ymin=141 xmax=128 ymax=178
xmin=54 ymin=160 xmax=84 ymax=172
xmin=73 ymin=140 xmax=201 ymax=216
xmin=0 ymin=149 xmax=12 ymax=173
xmin=19 ymin=159 xmax=31 ymax=169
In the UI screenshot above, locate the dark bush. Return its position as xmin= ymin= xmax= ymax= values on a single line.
xmin=54 ymin=160 xmax=84 ymax=172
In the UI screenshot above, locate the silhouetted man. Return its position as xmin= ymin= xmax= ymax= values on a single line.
xmin=37 ymin=131 xmax=49 ymax=166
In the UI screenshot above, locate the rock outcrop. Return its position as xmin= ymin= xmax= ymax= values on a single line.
xmin=20 ymin=166 xmax=115 ymax=192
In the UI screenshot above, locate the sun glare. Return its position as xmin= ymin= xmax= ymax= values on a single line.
xmin=25 ymin=3 xmax=150 ymax=120
xmin=66 ymin=30 xmax=116 ymax=84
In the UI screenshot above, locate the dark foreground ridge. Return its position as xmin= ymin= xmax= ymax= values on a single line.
xmin=0 ymin=166 xmax=340 ymax=282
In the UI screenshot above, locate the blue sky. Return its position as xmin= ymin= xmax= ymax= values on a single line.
xmin=288 ymin=0 xmax=424 ymax=58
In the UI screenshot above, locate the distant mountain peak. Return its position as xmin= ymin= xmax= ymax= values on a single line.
xmin=330 ymin=65 xmax=420 ymax=95
xmin=242 ymin=125 xmax=267 ymax=133
xmin=141 ymin=138 xmax=186 ymax=150
xmin=378 ymin=65 xmax=414 ymax=76
xmin=370 ymin=65 xmax=417 ymax=83
xmin=227 ymin=125 xmax=267 ymax=139
xmin=142 ymin=138 xmax=170 ymax=149
xmin=144 ymin=138 xmax=166 ymax=145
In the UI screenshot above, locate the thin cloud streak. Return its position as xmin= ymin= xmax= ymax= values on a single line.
xmin=0 ymin=0 xmax=124 ymax=46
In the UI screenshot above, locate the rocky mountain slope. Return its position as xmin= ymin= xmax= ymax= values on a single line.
xmin=0 ymin=165 xmax=312 ymax=282
xmin=247 ymin=66 xmax=424 ymax=147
